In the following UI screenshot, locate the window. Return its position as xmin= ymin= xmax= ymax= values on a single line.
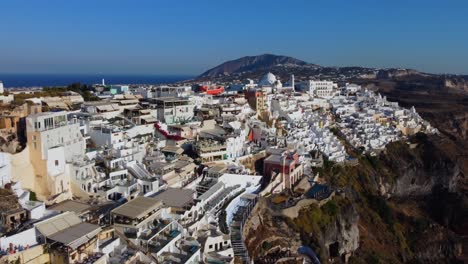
xmin=32 ymin=135 xmax=36 ymax=140
xmin=209 ymin=245 xmax=213 ymax=249
xmin=33 ymin=142 xmax=37 ymax=150
xmin=55 ymin=160 xmax=59 ymax=166
xmin=44 ymin=117 xmax=53 ymax=129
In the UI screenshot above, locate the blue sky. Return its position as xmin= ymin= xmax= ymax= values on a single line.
xmin=1 ymin=0 xmax=467 ymax=75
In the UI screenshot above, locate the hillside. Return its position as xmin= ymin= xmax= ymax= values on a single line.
xmin=199 ymin=54 xmax=312 ymax=78
xmin=194 ymin=54 xmax=468 ymax=96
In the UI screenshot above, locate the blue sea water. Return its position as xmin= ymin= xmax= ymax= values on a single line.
xmin=0 ymin=74 xmax=194 ymax=88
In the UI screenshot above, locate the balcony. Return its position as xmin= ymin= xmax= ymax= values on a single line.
xmin=123 ymin=228 xmax=138 ymax=239
xmin=147 ymin=229 xmax=181 ymax=255
xmin=139 ymin=219 xmax=171 ymax=241
xmin=114 ymin=215 xmax=140 ymax=226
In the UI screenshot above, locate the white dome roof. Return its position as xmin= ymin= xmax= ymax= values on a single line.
xmin=259 ymin=72 xmax=277 ymax=86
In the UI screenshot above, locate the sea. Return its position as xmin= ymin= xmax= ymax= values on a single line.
xmin=0 ymin=74 xmax=194 ymax=88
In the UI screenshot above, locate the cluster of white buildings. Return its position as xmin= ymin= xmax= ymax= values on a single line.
xmin=0 ymin=72 xmax=438 ymax=264
xmin=330 ymin=86 xmax=437 ymax=153
xmin=0 ymin=80 xmax=265 ymax=264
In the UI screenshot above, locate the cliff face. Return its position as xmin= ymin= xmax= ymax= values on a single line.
xmin=244 ymin=134 xmax=467 ymax=263
xmin=380 ymin=136 xmax=464 ymax=197
xmin=243 ymin=196 xmax=359 ymax=263
xmin=242 ymin=198 xmax=303 ymax=261
xmin=375 ymin=69 xmax=428 ymax=79
xmin=444 ymin=77 xmax=468 ymax=93
xmin=316 ymin=202 xmax=359 ymax=261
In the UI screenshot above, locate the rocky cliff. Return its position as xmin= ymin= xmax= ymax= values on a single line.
xmin=444 ymin=77 xmax=468 ymax=93
xmin=243 ymin=133 xmax=467 ymax=263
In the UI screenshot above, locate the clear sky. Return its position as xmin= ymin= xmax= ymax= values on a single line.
xmin=1 ymin=0 xmax=467 ymax=75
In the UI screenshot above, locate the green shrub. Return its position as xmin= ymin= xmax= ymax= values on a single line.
xmin=29 ymin=191 xmax=37 ymax=201
xmin=322 ymin=200 xmax=339 ymax=217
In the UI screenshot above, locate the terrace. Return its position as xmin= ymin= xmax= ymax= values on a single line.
xmin=145 ymin=221 xmax=183 ymax=256
xmin=73 ymin=252 xmax=105 ymax=264
xmin=108 ymin=245 xmax=138 ymax=264
xmin=158 ymin=243 xmax=200 ymax=264
xmin=202 ymin=184 xmax=241 ymax=213
xmin=112 ymin=197 xmax=163 ymax=227
xmin=139 ymin=219 xmax=172 ymax=241
xmin=196 ymin=178 xmax=218 ymax=196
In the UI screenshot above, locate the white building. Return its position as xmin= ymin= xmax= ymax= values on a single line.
xmin=300 ymin=80 xmax=337 ymax=98
xmin=82 ymin=101 xmax=121 ymax=119
xmin=0 ymin=81 xmax=14 ymax=104
xmin=26 ymin=112 xmax=85 ymax=201
xmin=258 ymin=72 xmax=282 ymax=89
xmin=0 ymin=152 xmax=11 ymax=187
xmin=139 ymin=85 xmax=192 ymax=99
xmin=345 ymin=83 xmax=361 ymax=93
xmin=152 ymin=97 xmax=195 ymax=125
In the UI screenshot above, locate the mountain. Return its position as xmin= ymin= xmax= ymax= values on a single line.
xmin=194 ymin=54 xmax=438 ymax=86
xmin=199 ymin=54 xmax=312 ymax=78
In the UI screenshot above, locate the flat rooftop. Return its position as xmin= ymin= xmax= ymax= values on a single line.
xmin=34 ymin=212 xmax=82 ymax=237
xmin=199 ymin=181 xmax=225 ymax=201
xmin=48 ymin=222 xmax=101 ymax=249
xmin=152 ymin=188 xmax=195 ymax=208
xmin=161 ymin=146 xmax=184 ymax=155
xmin=241 ymin=193 xmax=258 ymax=201
xmin=83 ymin=100 xmax=118 ymax=106
xmin=49 ymin=200 xmax=92 ymax=215
xmin=111 ymin=196 xmax=163 ymax=219
xmin=152 ymin=97 xmax=189 ymax=102
xmin=27 ymin=111 xmax=67 ymax=118
xmin=264 ymin=153 xmax=295 ymax=166
xmin=208 ymin=165 xmax=227 ymax=174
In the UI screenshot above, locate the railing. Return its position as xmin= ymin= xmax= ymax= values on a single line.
xmin=229 ymin=195 xmax=259 ymax=264
xmin=203 ymin=185 xmax=240 ymax=213
xmin=147 ymin=230 xmax=181 ymax=254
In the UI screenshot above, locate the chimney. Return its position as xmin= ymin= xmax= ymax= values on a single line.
xmin=291 ymin=74 xmax=295 ymax=90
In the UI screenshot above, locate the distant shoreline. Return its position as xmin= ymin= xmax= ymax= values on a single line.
xmin=0 ymin=74 xmax=194 ymax=88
